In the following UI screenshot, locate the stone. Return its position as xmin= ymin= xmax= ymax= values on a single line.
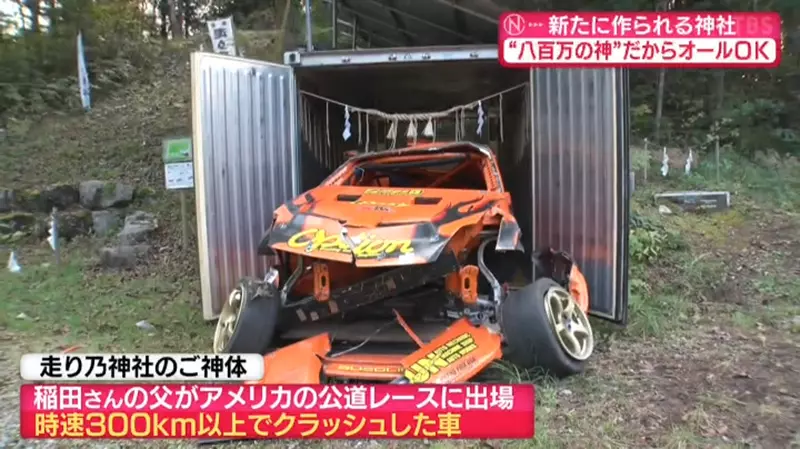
xmin=654 ymin=191 xmax=731 ymax=213
xmin=57 ymin=210 xmax=93 ymax=240
xmin=118 ymin=211 xmax=158 ymax=245
xmin=97 ymin=245 xmax=151 ymax=269
xmin=7 ymin=184 xmax=79 ymax=213
xmin=40 ymin=183 xmax=80 ymax=210
xmin=11 ymin=188 xmax=45 ymax=212
xmin=92 ymin=210 xmax=123 ymax=237
xmin=79 ymin=181 xmax=135 ymax=210
xmin=0 ymin=189 xmax=13 ymax=213
xmin=0 ymin=212 xmax=36 ymax=234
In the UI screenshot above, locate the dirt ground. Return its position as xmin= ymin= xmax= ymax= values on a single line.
xmin=1 ymin=90 xmax=798 ymax=447
xmin=1 ymin=188 xmax=798 ymax=449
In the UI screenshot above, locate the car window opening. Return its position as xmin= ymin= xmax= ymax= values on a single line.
xmin=348 ymin=152 xmax=488 ymax=190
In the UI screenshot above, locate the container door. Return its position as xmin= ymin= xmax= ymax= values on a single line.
xmin=530 ymin=68 xmax=630 ymax=324
xmin=191 ymin=52 xmax=299 ymax=320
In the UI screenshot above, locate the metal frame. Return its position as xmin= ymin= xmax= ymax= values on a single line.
xmin=284 ymin=44 xmax=498 ymax=67
xmin=316 ymin=0 xmax=507 ymax=50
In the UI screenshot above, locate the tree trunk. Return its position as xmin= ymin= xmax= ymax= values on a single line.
xmin=25 ymin=0 xmax=40 ymax=33
xmin=45 ymin=0 xmax=56 ymax=33
xmin=654 ymin=68 xmax=666 ymax=143
xmin=167 ymin=0 xmax=183 ymax=39
xmin=15 ymin=0 xmax=25 ymax=32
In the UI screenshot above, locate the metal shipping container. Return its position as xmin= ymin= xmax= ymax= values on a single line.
xmin=191 ymin=3 xmax=629 ymax=326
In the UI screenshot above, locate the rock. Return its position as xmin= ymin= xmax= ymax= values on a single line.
xmin=40 ymin=184 xmax=80 ymax=210
xmin=9 ymin=231 xmax=25 ymax=243
xmin=57 ymin=210 xmax=93 ymax=240
xmin=0 ymin=189 xmax=13 ymax=212
xmin=118 ymin=211 xmax=158 ymax=245
xmin=0 ymin=212 xmax=36 ymax=234
xmin=97 ymin=244 xmax=151 ymax=269
xmin=92 ymin=210 xmax=123 ymax=237
xmin=654 ymin=191 xmax=731 ymax=213
xmin=79 ymin=180 xmax=135 ymax=210
xmin=658 ymin=205 xmax=672 ymax=215
xmin=8 ymin=185 xmax=78 ymax=213
xmin=136 ymin=320 xmax=156 ymax=331
xmin=10 ymin=189 xmax=45 ymax=212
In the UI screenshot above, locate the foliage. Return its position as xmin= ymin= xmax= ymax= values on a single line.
xmin=629 ymin=212 xmax=684 ymax=265
xmin=0 ymin=0 xmax=798 ymax=162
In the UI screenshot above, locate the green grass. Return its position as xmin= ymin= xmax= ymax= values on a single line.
xmin=3 ymin=89 xmax=800 ymax=449
xmin=0 ymin=255 xmax=210 ymax=353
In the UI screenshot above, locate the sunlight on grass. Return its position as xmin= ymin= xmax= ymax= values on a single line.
xmin=0 ymin=259 xmax=210 ymax=352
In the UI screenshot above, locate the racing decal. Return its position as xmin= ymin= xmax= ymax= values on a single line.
xmin=330 ymin=364 xmax=404 ymax=374
xmin=354 ymin=200 xmax=410 ymax=207
xmin=403 ymin=332 xmax=478 ymax=383
xmin=363 ymin=188 xmax=423 ymax=196
xmin=286 ymin=228 xmax=415 ymax=259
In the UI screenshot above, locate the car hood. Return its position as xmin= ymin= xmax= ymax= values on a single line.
xmin=266 ymin=186 xmax=498 ymax=267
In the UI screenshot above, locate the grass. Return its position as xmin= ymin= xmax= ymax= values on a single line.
xmin=1 ymin=154 xmax=798 ymax=448
xmin=0 ymin=249 xmax=209 ymax=354
xmin=2 ymin=61 xmax=800 ymax=446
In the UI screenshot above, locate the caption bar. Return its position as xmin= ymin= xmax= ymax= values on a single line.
xmin=499 ymin=12 xmax=782 ymax=68
xmin=20 ymin=384 xmax=535 ymax=439
xmin=20 ymin=354 xmax=264 ymax=381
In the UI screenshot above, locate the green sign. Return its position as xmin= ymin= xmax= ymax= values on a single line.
xmin=162 ymin=137 xmax=193 ymax=163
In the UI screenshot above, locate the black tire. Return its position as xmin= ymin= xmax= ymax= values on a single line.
xmin=500 ymin=277 xmax=590 ymax=378
xmin=219 ymin=278 xmax=280 ymax=355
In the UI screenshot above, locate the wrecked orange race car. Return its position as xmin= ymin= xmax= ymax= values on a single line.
xmin=212 ymin=141 xmax=594 ymax=384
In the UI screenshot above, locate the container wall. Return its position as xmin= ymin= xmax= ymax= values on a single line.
xmin=530 ymin=68 xmax=629 ymax=323
xmin=191 ymin=53 xmax=299 ymax=319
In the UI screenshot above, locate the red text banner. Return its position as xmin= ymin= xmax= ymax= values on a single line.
xmin=499 ymin=12 xmax=782 ymax=68
xmin=20 ymin=384 xmax=535 ymax=439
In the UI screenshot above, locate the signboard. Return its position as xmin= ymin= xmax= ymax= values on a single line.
xmin=162 ymin=138 xmax=194 ymax=190
xmin=206 ymin=17 xmax=237 ymax=56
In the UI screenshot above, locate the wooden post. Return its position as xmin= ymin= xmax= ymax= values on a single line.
xmin=715 ymin=134 xmax=721 ymax=183
xmin=180 ymin=190 xmax=189 ymax=249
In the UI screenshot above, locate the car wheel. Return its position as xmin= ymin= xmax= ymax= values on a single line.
xmin=500 ymin=277 xmax=594 ymax=378
xmin=213 ymin=277 xmax=280 ymax=355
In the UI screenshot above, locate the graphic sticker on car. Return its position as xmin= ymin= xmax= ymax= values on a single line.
xmin=286 ymin=228 xmax=415 ymax=259
xmin=403 ymin=333 xmax=478 ymax=383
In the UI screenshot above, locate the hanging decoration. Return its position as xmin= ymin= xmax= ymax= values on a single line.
xmin=422 ymin=118 xmax=434 ymax=139
xmin=386 ymin=118 xmax=399 ymax=149
xmin=364 ymin=114 xmax=370 ymax=151
xmin=300 ymin=82 xmax=526 ymax=152
xmin=357 ymin=112 xmax=363 ymax=145
xmin=406 ymin=119 xmax=418 ymax=145
xmin=684 ymin=148 xmax=694 ymax=175
xmin=342 ymin=106 xmax=352 ymax=141
xmin=325 ymin=102 xmax=331 ymax=148
xmin=476 ymin=101 xmax=485 ymax=136
xmin=460 ymin=108 xmax=466 ymax=140
xmin=661 ymin=147 xmax=670 ymax=177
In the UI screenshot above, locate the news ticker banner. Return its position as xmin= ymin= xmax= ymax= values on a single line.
xmin=20 ymin=353 xmax=265 ymax=381
xmin=499 ymin=12 xmax=782 ymax=68
xmin=20 ymin=384 xmax=534 ymax=439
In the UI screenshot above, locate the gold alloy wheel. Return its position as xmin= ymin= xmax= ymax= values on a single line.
xmin=543 ymin=286 xmax=594 ymax=361
xmin=213 ymin=287 xmax=244 ymax=354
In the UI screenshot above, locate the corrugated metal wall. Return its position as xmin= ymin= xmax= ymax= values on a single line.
xmin=530 ymin=68 xmax=629 ymax=322
xmin=191 ymin=53 xmax=299 ymax=319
